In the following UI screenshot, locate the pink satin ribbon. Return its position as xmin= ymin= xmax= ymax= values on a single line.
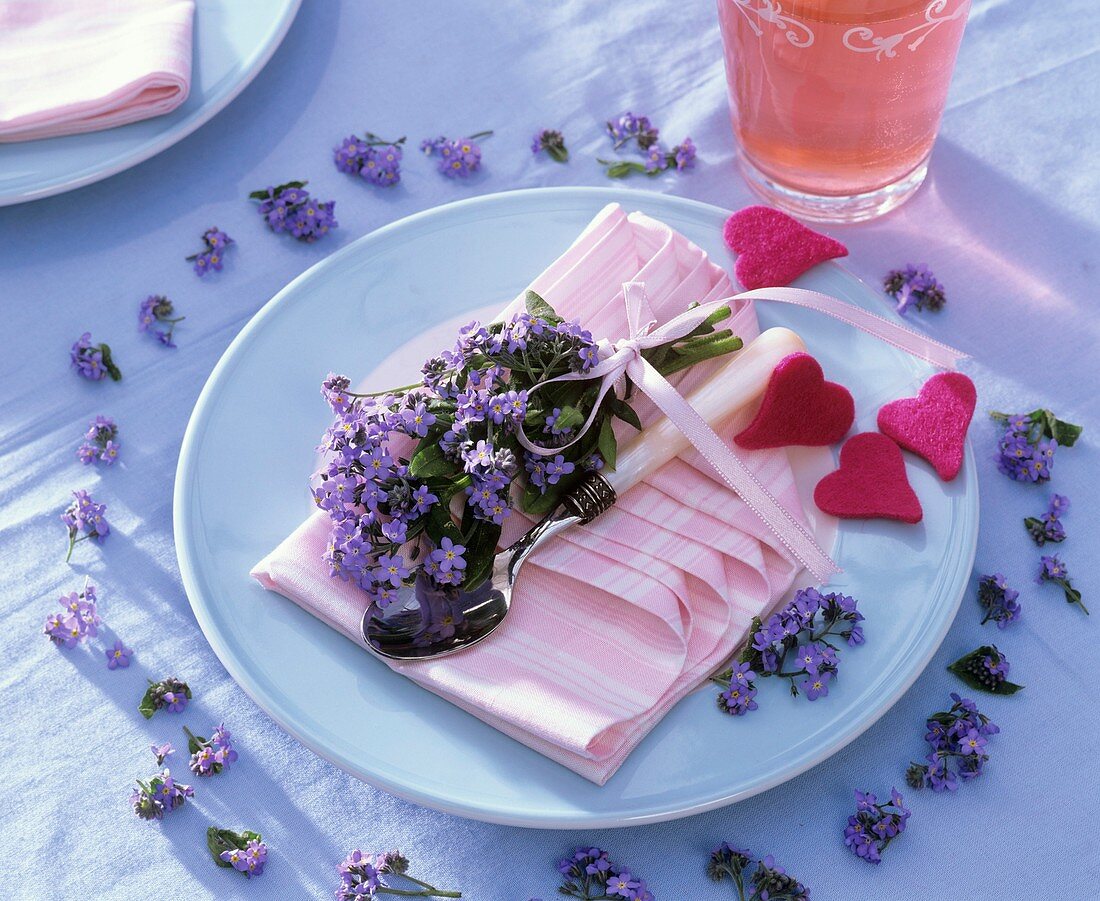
xmin=518 ymin=281 xmax=968 ymax=584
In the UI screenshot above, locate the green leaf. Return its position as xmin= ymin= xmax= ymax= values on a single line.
xmin=460 ymin=520 xmax=503 ymax=591
xmin=598 ymin=159 xmax=645 ymax=179
xmin=207 ymin=827 xmax=262 ymax=869
xmin=597 ymin=417 xmax=617 ymax=471
xmin=548 ymin=145 xmax=569 ymax=163
xmin=424 ymin=504 xmax=463 ymax=547
xmin=524 ymin=290 xmax=560 ymax=322
xmin=551 ymin=405 xmax=585 ymax=433
xmin=99 ymin=343 xmax=122 ymax=381
xmin=409 ymin=443 xmax=453 ymax=479
xmin=1042 ymin=410 xmax=1083 ymax=447
xmin=737 ymin=617 xmax=763 ymax=665
xmin=610 ymin=397 xmax=642 ymax=431
xmin=249 ymin=179 xmax=307 ymax=200
xmin=946 ymin=647 xmax=1025 ymax=695
xmin=138 ymin=687 xmax=157 ymax=719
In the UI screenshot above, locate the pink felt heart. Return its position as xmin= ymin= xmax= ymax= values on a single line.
xmin=734 ymin=352 xmax=855 ymax=450
xmin=814 ymin=432 xmax=923 ymax=523
xmin=877 ymin=372 xmax=976 ymax=481
xmin=723 ymin=205 xmax=848 ymax=290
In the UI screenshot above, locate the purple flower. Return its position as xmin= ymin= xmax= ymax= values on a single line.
xmin=977 ymin=573 xmax=1020 ymax=628
xmin=105 ymin=639 xmax=132 ymax=669
xmin=187 ymin=723 xmax=238 ymax=777
xmin=70 ymin=332 xmax=122 ymax=381
xmin=335 ymin=132 xmax=405 ymax=186
xmin=430 ymin=536 xmax=466 ymax=575
xmin=139 ymin=677 xmax=192 ymax=719
xmin=402 ymin=402 xmax=436 ymax=437
xmin=151 ymin=742 xmax=175 ymax=765
xmin=250 ymin=181 xmax=338 ymax=243
xmin=845 ymin=790 xmax=911 ymax=865
xmin=374 ymin=553 xmax=410 ymax=588
xmin=221 ymin=838 xmax=268 ymax=878
xmin=336 ymin=850 xmax=453 ymax=900
xmin=883 ymin=264 xmax=946 ymax=315
xmin=138 ymin=295 xmax=184 ymax=348
xmin=77 ymin=415 xmax=120 ymax=465
xmin=1037 ymin=554 xmax=1088 ymax=614
xmin=44 ymin=582 xmax=101 ymax=646
xmin=426 ymin=131 xmax=492 ymax=178
xmin=131 ymin=769 xmax=193 ymax=821
xmin=606 ymin=112 xmax=659 ymax=149
xmin=800 ymin=669 xmax=831 ymax=701
xmin=557 ymin=849 xmax=654 ymax=900
xmin=187 ymin=227 xmax=234 ymax=276
xmin=672 ymin=137 xmax=696 ymax=170
xmin=908 ymin=694 xmax=997 ymax=792
xmin=61 ymin=490 xmax=110 ymax=562
xmin=531 ymin=128 xmax=568 ymax=162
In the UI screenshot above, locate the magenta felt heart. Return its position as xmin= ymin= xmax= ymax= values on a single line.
xmin=723 ymin=205 xmax=848 ymax=290
xmin=877 ymin=372 xmax=976 ymax=481
xmin=814 ymin=432 xmax=923 ymax=524
xmin=734 ymin=352 xmax=855 ymax=449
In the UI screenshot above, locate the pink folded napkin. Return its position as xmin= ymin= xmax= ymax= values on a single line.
xmin=0 ymin=0 xmax=194 ymax=143
xmin=253 ymin=204 xmax=828 ymax=784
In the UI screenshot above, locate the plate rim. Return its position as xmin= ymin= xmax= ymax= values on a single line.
xmin=0 ymin=0 xmax=302 ymax=207
xmin=174 ymin=186 xmax=979 ymax=828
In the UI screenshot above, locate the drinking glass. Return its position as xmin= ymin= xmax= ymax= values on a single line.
xmin=717 ymin=0 xmax=970 ymax=222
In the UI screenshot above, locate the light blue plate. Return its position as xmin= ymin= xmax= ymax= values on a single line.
xmin=174 ymin=187 xmax=978 ymax=828
xmin=0 ymin=0 xmax=300 ymax=207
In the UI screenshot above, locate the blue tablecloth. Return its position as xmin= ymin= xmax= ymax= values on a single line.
xmin=2 ymin=1 xmax=1097 ymax=898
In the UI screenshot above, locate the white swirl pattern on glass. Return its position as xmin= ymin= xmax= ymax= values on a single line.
xmin=728 ymin=0 xmax=815 ymax=48
xmin=841 ymin=0 xmax=967 ymax=60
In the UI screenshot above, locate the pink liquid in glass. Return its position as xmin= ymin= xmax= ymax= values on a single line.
xmin=718 ymin=0 xmax=969 ymax=202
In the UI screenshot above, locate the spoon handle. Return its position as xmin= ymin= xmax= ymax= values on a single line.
xmin=602 ymin=327 xmax=805 ymax=497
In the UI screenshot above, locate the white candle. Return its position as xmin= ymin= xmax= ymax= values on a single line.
xmin=605 ymin=327 xmax=805 ymax=495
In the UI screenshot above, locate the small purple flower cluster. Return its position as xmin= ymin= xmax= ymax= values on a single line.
xmin=139 ymin=677 xmax=192 ymax=719
xmin=219 ymin=838 xmax=268 ymax=879
xmin=905 ymin=693 xmax=998 ymax=792
xmin=558 ymin=847 xmax=654 ymax=901
xmin=334 ymin=132 xmax=405 ymax=186
xmin=995 ymin=412 xmax=1057 ymax=482
xmin=43 ymin=581 xmax=101 ymax=647
xmin=70 ymin=332 xmax=122 ymax=381
xmin=250 ymin=181 xmax=338 ymax=242
xmin=883 ymin=264 xmax=945 ymax=316
xmin=947 ymin=645 xmax=1021 ymax=695
xmin=1024 ymin=493 xmax=1069 ymax=545
xmin=976 ymin=572 xmax=1020 ymax=628
xmin=335 ymin=850 xmax=452 ymax=900
xmin=61 ymin=489 xmax=110 ymax=561
xmin=138 ymin=294 xmax=185 ymax=348
xmin=187 ymin=227 xmax=233 ymax=276
xmin=715 ymin=588 xmax=864 ymax=715
xmin=77 ymin=415 xmax=120 ymax=465
xmin=531 ymin=128 xmax=569 ymax=162
xmin=131 ymin=768 xmax=194 ymax=821
xmin=706 ymin=844 xmax=809 ymax=900
xmin=1038 ymin=553 xmax=1087 ymax=614
xmin=420 ymin=131 xmax=492 ymax=178
xmin=314 ymin=307 xmax=600 ymax=604
xmin=843 ymin=789 xmax=910 ymax=865
xmin=186 ymin=723 xmax=239 ymax=777
xmin=601 ymin=112 xmax=696 ymax=178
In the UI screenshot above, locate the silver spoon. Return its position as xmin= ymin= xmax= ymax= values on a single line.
xmin=362 ymin=327 xmax=805 ymax=661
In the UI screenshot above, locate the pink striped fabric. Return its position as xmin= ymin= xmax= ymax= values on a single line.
xmin=0 ymin=0 xmax=194 ymax=143
xmin=252 ymin=204 xmax=826 ymax=784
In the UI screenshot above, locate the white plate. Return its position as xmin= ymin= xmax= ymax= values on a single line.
xmin=0 ymin=0 xmax=300 ymax=207
xmin=175 ymin=187 xmax=978 ymax=828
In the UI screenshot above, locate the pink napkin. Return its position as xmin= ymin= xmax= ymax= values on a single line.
xmin=0 ymin=0 xmax=194 ymax=143
xmin=253 ymin=204 xmax=824 ymax=784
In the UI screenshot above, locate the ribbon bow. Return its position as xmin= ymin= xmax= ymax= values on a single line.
xmin=517 ymin=282 xmax=839 ymax=582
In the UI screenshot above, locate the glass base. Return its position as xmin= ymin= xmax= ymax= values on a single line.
xmin=737 ymin=154 xmax=929 ymax=224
